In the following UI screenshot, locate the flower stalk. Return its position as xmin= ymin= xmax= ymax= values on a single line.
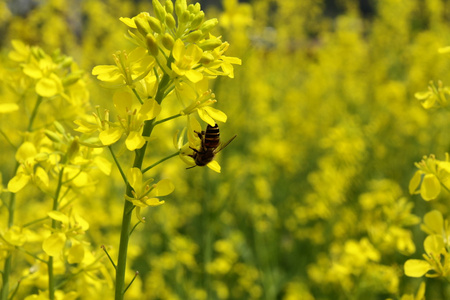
xmin=48 ymin=166 xmax=65 ymax=300
xmin=1 ymin=94 xmax=43 ymax=300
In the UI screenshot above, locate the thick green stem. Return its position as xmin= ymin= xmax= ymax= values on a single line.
xmin=115 ymin=68 xmax=171 ymax=300
xmin=115 ymin=120 xmax=156 ymax=300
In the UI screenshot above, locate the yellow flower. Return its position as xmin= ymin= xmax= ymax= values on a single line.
xmin=43 ymin=209 xmax=89 ymax=257
xmin=409 ymin=154 xmax=450 ymax=201
xmin=7 ymin=142 xmax=49 ymax=193
xmin=171 ymin=39 xmax=204 ymax=83
xmin=404 ymin=235 xmax=449 ymax=278
xmin=92 ymin=48 xmax=155 ymax=88
xmin=124 ymin=168 xmax=174 ymax=222
xmin=178 ymin=79 xmax=227 ymax=126
xmin=98 ymin=91 xmax=161 ymax=150
xmin=202 ymin=40 xmax=242 ymax=79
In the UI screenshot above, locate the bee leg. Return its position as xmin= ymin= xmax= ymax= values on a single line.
xmin=194 ymin=130 xmax=204 ymax=140
xmin=194 ymin=130 xmax=207 ymax=151
xmin=189 ymin=146 xmax=199 ymax=153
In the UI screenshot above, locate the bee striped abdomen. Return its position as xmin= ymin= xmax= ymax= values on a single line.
xmin=204 ymin=124 xmax=220 ymax=149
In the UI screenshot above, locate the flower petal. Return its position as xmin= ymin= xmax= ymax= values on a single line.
xmin=404 ymin=259 xmax=431 ymax=278
xmin=36 ymin=77 xmax=59 ymax=97
xmin=68 ymin=242 xmax=85 ymax=264
xmin=0 ymin=103 xmax=19 ymax=113
xmin=127 ymin=168 xmax=143 ymax=192
xmin=409 ymin=170 xmax=422 ymax=194
xmin=43 ymin=232 xmax=66 ymax=257
xmin=203 ymin=106 xmax=227 ymax=123
xmin=99 ymin=127 xmax=123 ymax=145
xmin=125 ymin=131 xmax=146 ymax=151
xmin=420 ymin=174 xmax=441 ymax=201
xmin=155 ymin=179 xmax=175 ymax=196
xmin=7 ymin=173 xmax=30 ymax=193
xmin=207 ymin=160 xmax=221 ymax=173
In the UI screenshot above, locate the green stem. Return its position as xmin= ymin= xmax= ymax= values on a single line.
xmin=1 ymin=95 xmax=43 ymax=300
xmin=131 ymin=88 xmax=143 ymax=105
xmin=109 ymin=146 xmax=128 ymax=185
xmin=48 ymin=167 xmax=65 ymax=300
xmin=129 ymin=220 xmax=143 ymax=236
xmin=101 ymin=245 xmax=117 ymax=270
xmin=115 ymin=124 xmax=153 ymax=300
xmin=0 ymin=257 xmax=11 ymax=300
xmin=9 ymin=278 xmax=20 ymax=300
xmin=0 ymin=130 xmax=16 ymax=149
xmin=153 ymin=113 xmax=182 ymax=127
xmin=141 ymin=151 xmax=180 ymax=174
xmin=28 ymin=96 xmax=43 ymax=132
xmin=123 ymin=271 xmax=139 ymax=294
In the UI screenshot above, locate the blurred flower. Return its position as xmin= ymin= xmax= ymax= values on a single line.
xmin=415 ymin=80 xmax=450 ymax=109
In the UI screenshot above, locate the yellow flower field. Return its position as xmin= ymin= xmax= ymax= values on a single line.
xmin=1 ymin=0 xmax=450 ymax=299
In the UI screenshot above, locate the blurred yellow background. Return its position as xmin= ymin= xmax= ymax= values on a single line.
xmin=2 ymin=0 xmax=450 ymax=299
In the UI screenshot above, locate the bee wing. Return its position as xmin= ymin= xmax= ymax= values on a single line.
xmin=214 ymin=135 xmax=237 ymax=154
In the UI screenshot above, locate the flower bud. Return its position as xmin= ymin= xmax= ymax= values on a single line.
xmin=45 ymin=130 xmax=62 ymax=143
xmin=198 ymin=38 xmax=222 ymax=51
xmin=147 ymin=16 xmax=162 ymax=34
xmin=188 ymin=3 xmax=201 ymax=14
xmin=67 ymin=137 xmax=80 ymax=162
xmin=162 ymin=33 xmax=175 ymax=50
xmin=190 ymin=11 xmax=204 ymax=29
xmin=165 ymin=14 xmax=176 ymax=29
xmin=62 ymin=73 xmax=81 ymax=86
xmin=31 ymin=46 xmax=45 ymax=59
xmin=186 ymin=30 xmax=202 ymax=43
xmin=180 ymin=11 xmax=190 ymax=23
xmin=152 ymin=0 xmax=166 ymax=21
xmin=200 ymin=52 xmax=214 ymax=64
xmin=165 ymin=0 xmax=174 ymax=14
xmin=61 ymin=57 xmax=73 ymax=68
xmin=175 ymin=0 xmax=187 ymax=19
xmin=146 ymin=34 xmax=159 ymax=56
xmin=135 ymin=17 xmax=150 ymax=36
xmin=35 ymin=152 xmax=49 ymax=162
xmin=199 ymin=18 xmax=218 ymax=34
xmin=54 ymin=121 xmax=66 ymax=134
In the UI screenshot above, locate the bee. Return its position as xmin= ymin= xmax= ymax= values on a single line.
xmin=187 ymin=123 xmax=236 ymax=169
